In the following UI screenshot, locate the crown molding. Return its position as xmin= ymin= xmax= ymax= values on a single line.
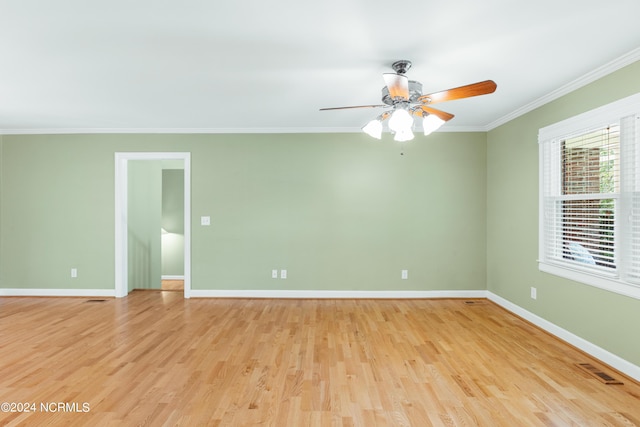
xmin=0 ymin=127 xmax=360 ymax=135
xmin=2 ymin=48 xmax=638 ymax=136
xmin=486 ymin=46 xmax=640 ymax=131
xmin=0 ymin=125 xmax=488 ymax=136
xmin=439 ymin=125 xmax=488 ymax=133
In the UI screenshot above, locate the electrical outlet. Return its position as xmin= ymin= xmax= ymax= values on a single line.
xmin=280 ymin=269 xmax=287 ymax=279
xmin=201 ymin=216 xmax=211 ymax=226
xmin=531 ymin=287 xmax=537 ymax=300
xmin=71 ymin=268 xmax=78 ymax=278
xmin=271 ymin=269 xmax=278 ymax=279
xmin=401 ymin=270 xmax=408 ymax=279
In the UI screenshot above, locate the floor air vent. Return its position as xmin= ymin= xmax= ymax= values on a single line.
xmin=576 ymin=363 xmax=623 ymax=385
xmin=86 ymin=299 xmax=107 ymax=303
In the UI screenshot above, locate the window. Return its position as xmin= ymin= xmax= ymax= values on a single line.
xmin=539 ymin=93 xmax=640 ymax=300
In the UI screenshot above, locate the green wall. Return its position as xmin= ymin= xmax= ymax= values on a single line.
xmin=162 ymin=168 xmax=185 ymax=276
xmin=0 ymin=136 xmax=3 ymax=279
xmin=486 ymin=60 xmax=640 ymax=366
xmin=128 ymin=160 xmax=163 ymax=290
xmin=0 ymin=132 xmax=487 ymax=292
xmin=0 ymin=136 xmax=3 ymax=281
xmin=0 ymin=135 xmax=115 ymax=289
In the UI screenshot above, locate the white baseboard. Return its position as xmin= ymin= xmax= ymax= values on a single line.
xmin=487 ymin=292 xmax=640 ymax=383
xmin=188 ymin=289 xmax=489 ymax=299
xmin=0 ymin=288 xmax=115 ymax=297
xmin=0 ymin=288 xmax=487 ymax=300
xmin=161 ymin=275 xmax=185 ymax=280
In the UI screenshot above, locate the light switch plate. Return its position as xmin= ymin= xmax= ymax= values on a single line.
xmin=201 ymin=216 xmax=211 ymax=226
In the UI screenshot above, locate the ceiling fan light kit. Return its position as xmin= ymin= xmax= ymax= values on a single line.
xmin=321 ymin=60 xmax=497 ymax=142
xmin=423 ymin=114 xmax=446 ymax=136
xmin=362 ymin=118 xmax=383 ymax=139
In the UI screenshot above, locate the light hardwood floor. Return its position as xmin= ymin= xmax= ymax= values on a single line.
xmin=0 ymin=292 xmax=638 ymax=426
xmin=161 ymin=279 xmax=184 ymax=291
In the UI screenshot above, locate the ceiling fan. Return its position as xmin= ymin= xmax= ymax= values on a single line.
xmin=320 ymin=60 xmax=497 ymax=141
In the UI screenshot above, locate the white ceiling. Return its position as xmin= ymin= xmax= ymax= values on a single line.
xmin=1 ymin=0 xmax=640 ymax=134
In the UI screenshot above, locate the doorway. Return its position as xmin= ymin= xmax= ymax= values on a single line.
xmin=115 ymin=152 xmax=191 ymax=298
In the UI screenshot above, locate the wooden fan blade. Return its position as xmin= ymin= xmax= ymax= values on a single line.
xmin=417 ymin=106 xmax=455 ymax=122
xmin=383 ymin=73 xmax=409 ymax=100
xmin=418 ymin=80 xmax=497 ymax=104
xmin=319 ymin=104 xmax=387 ymax=111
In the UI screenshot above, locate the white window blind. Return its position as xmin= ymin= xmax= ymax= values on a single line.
xmin=543 ymin=125 xmax=619 ymax=272
xmin=620 ymin=114 xmax=640 ymax=283
xmin=539 ymin=93 xmax=640 ymax=299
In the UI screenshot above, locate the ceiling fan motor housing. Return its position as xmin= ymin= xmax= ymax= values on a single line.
xmin=381 ymin=80 xmax=423 ymax=105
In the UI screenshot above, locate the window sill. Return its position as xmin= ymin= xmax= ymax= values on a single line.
xmin=538 ymin=261 xmax=640 ymax=300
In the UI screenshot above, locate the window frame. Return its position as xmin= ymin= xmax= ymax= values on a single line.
xmin=538 ymin=93 xmax=640 ymax=300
